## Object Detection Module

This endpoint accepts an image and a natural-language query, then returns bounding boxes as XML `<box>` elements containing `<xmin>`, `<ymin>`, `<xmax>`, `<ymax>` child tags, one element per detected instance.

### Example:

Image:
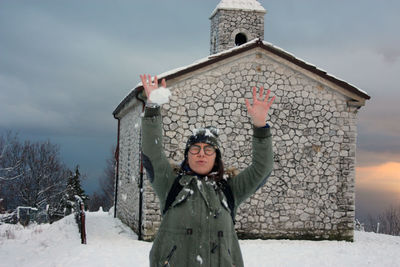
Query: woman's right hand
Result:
<box><xmin>140</xmin><ymin>74</ymin><xmax>166</xmax><ymax>103</ymax></box>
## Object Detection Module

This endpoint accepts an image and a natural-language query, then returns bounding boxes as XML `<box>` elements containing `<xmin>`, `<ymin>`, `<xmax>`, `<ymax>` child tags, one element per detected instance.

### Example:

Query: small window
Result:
<box><xmin>235</xmin><ymin>33</ymin><xmax>247</xmax><ymax>46</ymax></box>
<box><xmin>212</xmin><ymin>35</ymin><xmax>217</xmax><ymax>52</ymax></box>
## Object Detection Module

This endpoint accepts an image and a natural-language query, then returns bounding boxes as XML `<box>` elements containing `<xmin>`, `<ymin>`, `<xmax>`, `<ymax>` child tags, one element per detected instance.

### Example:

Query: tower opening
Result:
<box><xmin>235</xmin><ymin>33</ymin><xmax>247</xmax><ymax>46</ymax></box>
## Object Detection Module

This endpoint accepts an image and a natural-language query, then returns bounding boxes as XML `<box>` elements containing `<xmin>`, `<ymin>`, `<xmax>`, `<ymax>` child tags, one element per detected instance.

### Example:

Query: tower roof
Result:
<box><xmin>211</xmin><ymin>0</ymin><xmax>266</xmax><ymax>17</ymax></box>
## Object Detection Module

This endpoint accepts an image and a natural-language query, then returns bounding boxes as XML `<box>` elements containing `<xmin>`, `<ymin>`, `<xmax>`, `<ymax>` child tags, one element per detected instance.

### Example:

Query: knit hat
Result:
<box><xmin>184</xmin><ymin>126</ymin><xmax>220</xmax><ymax>158</ymax></box>
<box><xmin>182</xmin><ymin>126</ymin><xmax>224</xmax><ymax>179</ymax></box>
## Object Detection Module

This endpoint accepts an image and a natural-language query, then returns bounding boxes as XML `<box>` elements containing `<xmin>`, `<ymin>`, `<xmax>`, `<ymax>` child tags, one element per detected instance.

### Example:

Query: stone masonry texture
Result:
<box><xmin>116</xmin><ymin>104</ymin><xmax>142</xmax><ymax>234</ymax></box>
<box><xmin>210</xmin><ymin>9</ymin><xmax>265</xmax><ymax>54</ymax></box>
<box><xmin>117</xmin><ymin>50</ymin><xmax>357</xmax><ymax>241</ymax></box>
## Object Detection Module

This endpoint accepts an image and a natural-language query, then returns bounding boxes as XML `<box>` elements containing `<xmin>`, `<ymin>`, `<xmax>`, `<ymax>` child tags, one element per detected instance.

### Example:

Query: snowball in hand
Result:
<box><xmin>149</xmin><ymin>87</ymin><xmax>171</xmax><ymax>105</ymax></box>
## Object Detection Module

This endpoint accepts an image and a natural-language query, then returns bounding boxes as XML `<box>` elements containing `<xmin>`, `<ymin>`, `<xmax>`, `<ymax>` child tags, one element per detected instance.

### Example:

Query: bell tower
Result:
<box><xmin>210</xmin><ymin>0</ymin><xmax>267</xmax><ymax>55</ymax></box>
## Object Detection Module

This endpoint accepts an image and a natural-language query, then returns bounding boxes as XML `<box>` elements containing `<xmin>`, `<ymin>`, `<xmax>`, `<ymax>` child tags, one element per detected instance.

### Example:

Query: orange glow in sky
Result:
<box><xmin>356</xmin><ymin>161</ymin><xmax>400</xmax><ymax>194</ymax></box>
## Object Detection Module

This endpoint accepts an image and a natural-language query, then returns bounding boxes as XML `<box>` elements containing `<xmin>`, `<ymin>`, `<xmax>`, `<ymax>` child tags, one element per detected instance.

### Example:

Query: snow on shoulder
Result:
<box><xmin>149</xmin><ymin>87</ymin><xmax>171</xmax><ymax>105</ymax></box>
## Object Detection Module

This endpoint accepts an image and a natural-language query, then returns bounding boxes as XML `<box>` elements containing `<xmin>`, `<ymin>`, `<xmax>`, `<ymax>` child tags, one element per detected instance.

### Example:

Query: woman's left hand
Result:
<box><xmin>245</xmin><ymin>86</ymin><xmax>275</xmax><ymax>127</ymax></box>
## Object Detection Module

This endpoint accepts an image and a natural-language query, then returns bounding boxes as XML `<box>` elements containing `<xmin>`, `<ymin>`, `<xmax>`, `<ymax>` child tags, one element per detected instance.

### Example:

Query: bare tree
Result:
<box><xmin>363</xmin><ymin>205</ymin><xmax>400</xmax><ymax>236</ymax></box>
<box><xmin>0</xmin><ymin>131</ymin><xmax>24</xmax><ymax>209</ymax></box>
<box><xmin>15</xmin><ymin>140</ymin><xmax>69</xmax><ymax>208</ymax></box>
<box><xmin>0</xmin><ymin>131</ymin><xmax>23</xmax><ymax>182</ymax></box>
<box><xmin>364</xmin><ymin>214</ymin><xmax>378</xmax><ymax>233</ymax></box>
<box><xmin>0</xmin><ymin>131</ymin><xmax>70</xmax><ymax>210</ymax></box>
<box><xmin>377</xmin><ymin>205</ymin><xmax>400</xmax><ymax>236</ymax></box>
<box><xmin>88</xmin><ymin>192</ymin><xmax>107</xmax><ymax>212</ymax></box>
<box><xmin>88</xmin><ymin>145</ymin><xmax>116</xmax><ymax>211</ymax></box>
<box><xmin>100</xmin><ymin>145</ymin><xmax>116</xmax><ymax>208</ymax></box>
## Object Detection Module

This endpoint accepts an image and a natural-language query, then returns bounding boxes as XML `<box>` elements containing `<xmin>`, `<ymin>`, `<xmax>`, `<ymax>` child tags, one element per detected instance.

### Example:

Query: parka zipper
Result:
<box><xmin>218</xmin><ymin>231</ymin><xmax>223</xmax><ymax>267</ymax></box>
<box><xmin>163</xmin><ymin>245</ymin><xmax>177</xmax><ymax>267</ymax></box>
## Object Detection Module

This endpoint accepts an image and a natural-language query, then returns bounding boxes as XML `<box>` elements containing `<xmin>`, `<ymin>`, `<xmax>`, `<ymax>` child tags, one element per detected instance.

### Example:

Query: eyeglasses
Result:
<box><xmin>188</xmin><ymin>145</ymin><xmax>216</xmax><ymax>156</ymax></box>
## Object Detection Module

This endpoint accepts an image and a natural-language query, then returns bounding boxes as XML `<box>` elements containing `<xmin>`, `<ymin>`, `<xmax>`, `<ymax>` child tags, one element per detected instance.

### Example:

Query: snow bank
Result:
<box><xmin>0</xmin><ymin>211</ymin><xmax>147</xmax><ymax>267</ymax></box>
<box><xmin>1</xmin><ymin>211</ymin><xmax>399</xmax><ymax>266</ymax></box>
<box><xmin>241</xmin><ymin>232</ymin><xmax>400</xmax><ymax>266</ymax></box>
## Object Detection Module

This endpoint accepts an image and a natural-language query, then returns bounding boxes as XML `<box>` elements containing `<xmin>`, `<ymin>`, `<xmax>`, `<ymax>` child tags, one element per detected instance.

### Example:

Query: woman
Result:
<box><xmin>140</xmin><ymin>74</ymin><xmax>275</xmax><ymax>267</ymax></box>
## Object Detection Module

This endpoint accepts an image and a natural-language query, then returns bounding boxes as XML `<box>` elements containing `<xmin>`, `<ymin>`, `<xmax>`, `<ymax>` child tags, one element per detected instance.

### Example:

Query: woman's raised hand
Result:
<box><xmin>245</xmin><ymin>86</ymin><xmax>275</xmax><ymax>127</ymax></box>
<box><xmin>140</xmin><ymin>74</ymin><xmax>166</xmax><ymax>102</ymax></box>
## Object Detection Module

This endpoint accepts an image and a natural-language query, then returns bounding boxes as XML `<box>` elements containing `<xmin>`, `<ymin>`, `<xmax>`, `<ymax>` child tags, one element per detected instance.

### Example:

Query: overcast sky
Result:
<box><xmin>1</xmin><ymin>0</ymin><xmax>399</xmax><ymax>220</ymax></box>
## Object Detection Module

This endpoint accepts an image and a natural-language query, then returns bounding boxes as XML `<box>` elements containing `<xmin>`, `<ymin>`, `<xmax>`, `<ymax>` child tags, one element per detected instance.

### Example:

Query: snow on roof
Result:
<box><xmin>259</xmin><ymin>40</ymin><xmax>369</xmax><ymax>96</ymax></box>
<box><xmin>114</xmin><ymin>38</ymin><xmax>369</xmax><ymax>117</ymax></box>
<box><xmin>211</xmin><ymin>0</ymin><xmax>266</xmax><ymax>17</ymax></box>
<box><xmin>157</xmin><ymin>39</ymin><xmax>260</xmax><ymax>79</ymax></box>
<box><xmin>134</xmin><ymin>39</ymin><xmax>261</xmax><ymax>88</ymax></box>
<box><xmin>156</xmin><ymin>39</ymin><xmax>368</xmax><ymax>97</ymax></box>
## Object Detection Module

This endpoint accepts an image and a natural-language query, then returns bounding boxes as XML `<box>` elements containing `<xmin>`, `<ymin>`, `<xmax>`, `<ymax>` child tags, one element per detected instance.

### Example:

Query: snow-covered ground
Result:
<box><xmin>1</xmin><ymin>210</ymin><xmax>399</xmax><ymax>267</ymax></box>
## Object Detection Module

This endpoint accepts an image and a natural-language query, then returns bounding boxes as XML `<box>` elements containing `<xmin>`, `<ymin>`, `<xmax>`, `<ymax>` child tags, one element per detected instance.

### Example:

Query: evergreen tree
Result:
<box><xmin>63</xmin><ymin>165</ymin><xmax>88</xmax><ymax>215</ymax></box>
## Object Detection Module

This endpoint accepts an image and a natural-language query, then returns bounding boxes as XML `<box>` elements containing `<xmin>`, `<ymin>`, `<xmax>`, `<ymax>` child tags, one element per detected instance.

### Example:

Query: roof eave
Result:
<box><xmin>113</xmin><ymin>39</ymin><xmax>370</xmax><ymax>118</ymax></box>
<box><xmin>113</xmin><ymin>41</ymin><xmax>263</xmax><ymax>118</ymax></box>
<box><xmin>257</xmin><ymin>43</ymin><xmax>371</xmax><ymax>101</ymax></box>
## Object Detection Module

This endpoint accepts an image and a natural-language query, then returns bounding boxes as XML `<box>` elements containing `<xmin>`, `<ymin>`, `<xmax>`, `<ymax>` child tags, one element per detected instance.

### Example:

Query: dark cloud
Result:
<box><xmin>357</xmin><ymin>129</ymin><xmax>400</xmax><ymax>154</ymax></box>
<box><xmin>356</xmin><ymin>149</ymin><xmax>400</xmax><ymax>167</ymax></box>
<box><xmin>1</xmin><ymin>0</ymin><xmax>400</xmax><ymax>204</ymax></box>
<box><xmin>0</xmin><ymin>0</ymin><xmax>216</xmax><ymax>195</ymax></box>
<box><xmin>264</xmin><ymin>0</ymin><xmax>400</xmax><ymax>50</ymax></box>
<box><xmin>356</xmin><ymin>91</ymin><xmax>400</xmax><ymax>160</ymax></box>
<box><xmin>356</xmin><ymin>187</ymin><xmax>400</xmax><ymax>221</ymax></box>
<box><xmin>376</xmin><ymin>45</ymin><xmax>400</xmax><ymax>64</ymax></box>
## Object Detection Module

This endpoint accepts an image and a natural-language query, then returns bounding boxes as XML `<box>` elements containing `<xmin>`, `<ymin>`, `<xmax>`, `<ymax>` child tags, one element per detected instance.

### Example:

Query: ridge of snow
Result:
<box><xmin>121</xmin><ymin>38</ymin><xmax>368</xmax><ymax>111</ymax></box>
<box><xmin>261</xmin><ymin>41</ymin><xmax>369</xmax><ymax>96</ymax></box>
<box><xmin>155</xmin><ymin>38</ymin><xmax>260</xmax><ymax>81</ymax></box>
<box><xmin>131</xmin><ymin>40</ymin><xmax>269</xmax><ymax>92</ymax></box>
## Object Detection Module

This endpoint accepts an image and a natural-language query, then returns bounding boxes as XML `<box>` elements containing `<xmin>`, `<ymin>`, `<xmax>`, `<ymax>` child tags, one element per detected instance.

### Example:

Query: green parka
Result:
<box><xmin>142</xmin><ymin>106</ymin><xmax>273</xmax><ymax>267</ymax></box>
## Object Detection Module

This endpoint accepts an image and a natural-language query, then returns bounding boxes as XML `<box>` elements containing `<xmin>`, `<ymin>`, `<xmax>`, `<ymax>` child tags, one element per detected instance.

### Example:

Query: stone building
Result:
<box><xmin>112</xmin><ymin>0</ymin><xmax>370</xmax><ymax>241</ymax></box>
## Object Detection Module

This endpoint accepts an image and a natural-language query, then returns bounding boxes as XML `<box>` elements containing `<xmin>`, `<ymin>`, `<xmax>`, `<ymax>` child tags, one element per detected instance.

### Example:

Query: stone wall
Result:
<box><xmin>141</xmin><ymin>178</ymin><xmax>161</xmax><ymax>241</ymax></box>
<box><xmin>118</xmin><ymin>49</ymin><xmax>356</xmax><ymax>241</ymax></box>
<box><xmin>210</xmin><ymin>9</ymin><xmax>265</xmax><ymax>54</ymax></box>
<box><xmin>116</xmin><ymin>104</ymin><xmax>142</xmax><ymax>233</ymax></box>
